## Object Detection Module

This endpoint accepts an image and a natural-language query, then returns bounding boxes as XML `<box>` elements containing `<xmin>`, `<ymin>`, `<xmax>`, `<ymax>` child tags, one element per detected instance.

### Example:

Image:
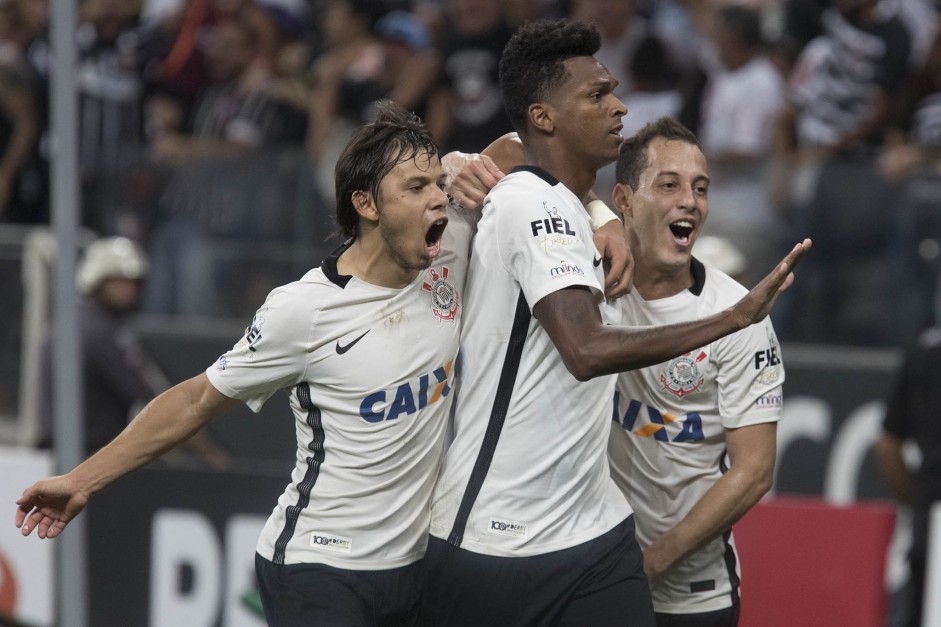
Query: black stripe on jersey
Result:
<box><xmin>722</xmin><ymin>527</ymin><xmax>742</xmax><ymax>609</ymax></box>
<box><xmin>718</xmin><ymin>448</ymin><xmax>742</xmax><ymax>608</ymax></box>
<box><xmin>447</xmin><ymin>291</ymin><xmax>531</xmax><ymax>547</ymax></box>
<box><xmin>272</xmin><ymin>382</ymin><xmax>326</xmax><ymax>564</ymax></box>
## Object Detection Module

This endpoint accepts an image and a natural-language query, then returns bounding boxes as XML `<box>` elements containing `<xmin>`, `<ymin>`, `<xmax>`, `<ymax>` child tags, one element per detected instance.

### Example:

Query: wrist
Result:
<box><xmin>586</xmin><ymin>199</ymin><xmax>619</xmax><ymax>230</ymax></box>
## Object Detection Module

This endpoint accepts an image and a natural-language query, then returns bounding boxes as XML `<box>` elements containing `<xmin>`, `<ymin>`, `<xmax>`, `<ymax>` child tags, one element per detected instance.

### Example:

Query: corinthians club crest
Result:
<box><xmin>422</xmin><ymin>266</ymin><xmax>459</xmax><ymax>322</ymax></box>
<box><xmin>660</xmin><ymin>351</ymin><xmax>707</xmax><ymax>398</ymax></box>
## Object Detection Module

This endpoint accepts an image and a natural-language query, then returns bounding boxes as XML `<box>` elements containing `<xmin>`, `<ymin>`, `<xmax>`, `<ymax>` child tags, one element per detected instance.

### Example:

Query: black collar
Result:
<box><xmin>511</xmin><ymin>165</ymin><xmax>560</xmax><ymax>186</ymax></box>
<box><xmin>689</xmin><ymin>257</ymin><xmax>706</xmax><ymax>296</ymax></box>
<box><xmin>322</xmin><ymin>238</ymin><xmax>355</xmax><ymax>288</ymax></box>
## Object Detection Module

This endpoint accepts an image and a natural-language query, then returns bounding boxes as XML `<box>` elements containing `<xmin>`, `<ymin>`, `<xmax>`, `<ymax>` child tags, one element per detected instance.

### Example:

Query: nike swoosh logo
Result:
<box><xmin>336</xmin><ymin>330</ymin><xmax>370</xmax><ymax>354</ymax></box>
<box><xmin>593</xmin><ymin>256</ymin><xmax>602</xmax><ymax>268</ymax></box>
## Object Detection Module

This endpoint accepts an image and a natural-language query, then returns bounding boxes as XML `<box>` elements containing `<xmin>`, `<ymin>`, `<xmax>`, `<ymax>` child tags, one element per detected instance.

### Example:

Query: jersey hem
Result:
<box><xmin>427</xmin><ymin>517</ymin><xmax>624</xmax><ymax>558</ymax></box>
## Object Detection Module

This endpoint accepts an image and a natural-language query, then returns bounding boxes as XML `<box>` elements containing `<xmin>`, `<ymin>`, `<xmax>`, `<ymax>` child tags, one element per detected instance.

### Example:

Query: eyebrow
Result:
<box><xmin>655</xmin><ymin>170</ymin><xmax>710</xmax><ymax>185</ymax></box>
<box><xmin>404</xmin><ymin>173</ymin><xmax>446</xmax><ymax>187</ymax></box>
<box><xmin>585</xmin><ymin>76</ymin><xmax>616</xmax><ymax>92</ymax></box>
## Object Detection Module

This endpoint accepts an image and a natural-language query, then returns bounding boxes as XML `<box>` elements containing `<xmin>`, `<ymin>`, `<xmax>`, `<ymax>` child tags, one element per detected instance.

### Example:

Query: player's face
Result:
<box><xmin>375</xmin><ymin>150</ymin><xmax>449</xmax><ymax>273</ymax></box>
<box><xmin>551</xmin><ymin>57</ymin><xmax>626</xmax><ymax>170</ymax></box>
<box><xmin>619</xmin><ymin>138</ymin><xmax>709</xmax><ymax>274</ymax></box>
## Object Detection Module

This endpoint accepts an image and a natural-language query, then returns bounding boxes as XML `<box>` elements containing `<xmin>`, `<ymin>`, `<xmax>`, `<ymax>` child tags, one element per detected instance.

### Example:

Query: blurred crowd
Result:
<box><xmin>1</xmin><ymin>0</ymin><xmax>940</xmax><ymax>347</ymax></box>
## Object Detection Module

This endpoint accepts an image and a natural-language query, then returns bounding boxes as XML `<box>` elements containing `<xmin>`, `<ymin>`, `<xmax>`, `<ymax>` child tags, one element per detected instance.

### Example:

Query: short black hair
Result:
<box><xmin>616</xmin><ymin>117</ymin><xmax>702</xmax><ymax>190</ymax></box>
<box><xmin>334</xmin><ymin>100</ymin><xmax>439</xmax><ymax>238</ymax></box>
<box><xmin>499</xmin><ymin>19</ymin><xmax>601</xmax><ymax>134</ymax></box>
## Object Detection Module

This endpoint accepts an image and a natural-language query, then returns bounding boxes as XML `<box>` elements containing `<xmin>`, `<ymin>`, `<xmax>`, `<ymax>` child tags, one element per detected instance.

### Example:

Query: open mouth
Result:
<box><xmin>669</xmin><ymin>220</ymin><xmax>694</xmax><ymax>245</ymax></box>
<box><xmin>425</xmin><ymin>218</ymin><xmax>448</xmax><ymax>258</ymax></box>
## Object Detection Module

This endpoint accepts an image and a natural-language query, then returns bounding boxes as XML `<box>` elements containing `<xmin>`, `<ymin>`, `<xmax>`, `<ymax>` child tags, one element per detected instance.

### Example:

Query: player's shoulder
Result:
<box><xmin>257</xmin><ymin>267</ymin><xmax>335</xmax><ymax>313</ymax></box>
<box><xmin>487</xmin><ymin>169</ymin><xmax>582</xmax><ymax>224</ymax></box>
<box><xmin>491</xmin><ymin>169</ymin><xmax>543</xmax><ymax>198</ymax></box>
<box><xmin>698</xmin><ymin>264</ymin><xmax>748</xmax><ymax>308</ymax></box>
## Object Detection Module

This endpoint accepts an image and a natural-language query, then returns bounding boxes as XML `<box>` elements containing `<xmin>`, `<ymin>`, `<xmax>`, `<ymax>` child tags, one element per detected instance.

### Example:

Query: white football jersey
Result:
<box><xmin>206</xmin><ymin>213</ymin><xmax>474</xmax><ymax>569</ymax></box>
<box><xmin>607</xmin><ymin>260</ymin><xmax>784</xmax><ymax>613</ymax></box>
<box><xmin>430</xmin><ymin>167</ymin><xmax>632</xmax><ymax>557</ymax></box>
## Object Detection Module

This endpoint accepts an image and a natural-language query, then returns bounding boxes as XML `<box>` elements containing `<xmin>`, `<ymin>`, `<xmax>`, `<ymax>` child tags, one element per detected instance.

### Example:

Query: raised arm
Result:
<box><xmin>15</xmin><ymin>373</ymin><xmax>239</xmax><ymax>539</ymax></box>
<box><xmin>534</xmin><ymin>239</ymin><xmax>811</xmax><ymax>380</ymax></box>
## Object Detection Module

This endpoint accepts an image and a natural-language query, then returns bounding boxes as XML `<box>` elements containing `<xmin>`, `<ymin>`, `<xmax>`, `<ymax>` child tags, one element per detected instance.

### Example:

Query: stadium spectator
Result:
<box><xmin>879</xmin><ymin>16</ymin><xmax>941</xmax><ymax>343</ymax></box>
<box><xmin>424</xmin><ymin>0</ymin><xmax>514</xmax><ymax>154</ymax></box>
<box><xmin>773</xmin><ymin>0</ymin><xmax>912</xmax><ymax>345</ymax></box>
<box><xmin>0</xmin><ymin>0</ymin><xmax>47</xmax><ymax>224</ymax></box>
<box><xmin>0</xmin><ymin>30</ymin><xmax>40</xmax><ymax>223</ymax></box>
<box><xmin>570</xmin><ymin>0</ymin><xmax>642</xmax><ymax>92</ymax></box>
<box><xmin>149</xmin><ymin>16</ymin><xmax>294</xmax><ymax>166</ymax></box>
<box><xmin>37</xmin><ymin>236</ymin><xmax>229</xmax><ymax>467</ymax></box>
<box><xmin>695</xmin><ymin>3</ymin><xmax>787</xmax><ymax>287</ymax></box>
<box><xmin>143</xmin><ymin>14</ymin><xmax>303</xmax><ymax>316</ymax></box>
<box><xmin>305</xmin><ymin>0</ymin><xmax>387</xmax><ymax>194</ymax></box>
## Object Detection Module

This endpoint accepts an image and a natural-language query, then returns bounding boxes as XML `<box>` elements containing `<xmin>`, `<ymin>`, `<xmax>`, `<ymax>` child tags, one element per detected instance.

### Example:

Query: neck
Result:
<box><xmin>632</xmin><ymin>253</ymin><xmax>695</xmax><ymax>301</ymax></box>
<box><xmin>337</xmin><ymin>233</ymin><xmax>417</xmax><ymax>289</ymax></box>
<box><xmin>523</xmin><ymin>141</ymin><xmax>598</xmax><ymax>202</ymax></box>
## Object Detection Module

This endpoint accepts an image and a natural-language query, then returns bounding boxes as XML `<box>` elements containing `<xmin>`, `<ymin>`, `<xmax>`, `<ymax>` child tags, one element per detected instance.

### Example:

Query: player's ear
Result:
<box><xmin>612</xmin><ymin>183</ymin><xmax>634</xmax><ymax>219</ymax></box>
<box><xmin>352</xmin><ymin>190</ymin><xmax>378</xmax><ymax>223</ymax></box>
<box><xmin>529</xmin><ymin>103</ymin><xmax>554</xmax><ymax>135</ymax></box>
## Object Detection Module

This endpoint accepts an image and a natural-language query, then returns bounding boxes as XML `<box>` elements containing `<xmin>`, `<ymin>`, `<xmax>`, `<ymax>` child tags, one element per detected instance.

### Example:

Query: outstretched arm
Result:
<box><xmin>642</xmin><ymin>422</ymin><xmax>777</xmax><ymax>582</ymax></box>
<box><xmin>534</xmin><ymin>239</ymin><xmax>811</xmax><ymax>380</ymax></box>
<box><xmin>15</xmin><ymin>373</ymin><xmax>239</xmax><ymax>539</ymax></box>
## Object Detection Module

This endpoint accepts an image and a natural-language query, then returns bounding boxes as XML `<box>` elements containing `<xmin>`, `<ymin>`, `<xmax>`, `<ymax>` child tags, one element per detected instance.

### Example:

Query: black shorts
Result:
<box><xmin>421</xmin><ymin>516</ymin><xmax>655</xmax><ymax>627</ymax></box>
<box><xmin>254</xmin><ymin>553</ymin><xmax>423</xmax><ymax>627</ymax></box>
<box><xmin>655</xmin><ymin>604</ymin><xmax>739</xmax><ymax>627</ymax></box>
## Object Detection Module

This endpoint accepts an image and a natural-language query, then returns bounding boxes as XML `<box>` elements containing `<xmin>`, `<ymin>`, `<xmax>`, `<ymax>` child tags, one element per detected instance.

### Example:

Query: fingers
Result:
<box><xmin>784</xmin><ymin>238</ymin><xmax>812</xmax><ymax>271</ymax></box>
<box><xmin>447</xmin><ymin>155</ymin><xmax>505</xmax><ymax>209</ymax></box>
<box><xmin>478</xmin><ymin>156</ymin><xmax>505</xmax><ymax>187</ymax></box>
<box><xmin>604</xmin><ymin>271</ymin><xmax>634</xmax><ymax>300</ymax></box>
<box><xmin>449</xmin><ymin>185</ymin><xmax>485</xmax><ymax>210</ymax></box>
<box><xmin>768</xmin><ymin>238</ymin><xmax>811</xmax><ymax>289</ymax></box>
<box><xmin>17</xmin><ymin>506</ymin><xmax>67</xmax><ymax>539</ymax></box>
<box><xmin>38</xmin><ymin>517</ymin><xmax>65</xmax><ymax>539</ymax></box>
<box><xmin>604</xmin><ymin>257</ymin><xmax>634</xmax><ymax>300</ymax></box>
<box><xmin>15</xmin><ymin>485</ymin><xmax>68</xmax><ymax>539</ymax></box>
<box><xmin>14</xmin><ymin>490</ymin><xmax>37</xmax><ymax>529</ymax></box>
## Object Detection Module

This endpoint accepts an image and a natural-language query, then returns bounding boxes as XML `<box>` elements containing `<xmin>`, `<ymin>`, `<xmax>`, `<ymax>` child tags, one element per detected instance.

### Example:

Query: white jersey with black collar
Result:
<box><xmin>205</xmin><ymin>212</ymin><xmax>475</xmax><ymax>570</ymax></box>
<box><xmin>429</xmin><ymin>166</ymin><xmax>632</xmax><ymax>557</ymax></box>
<box><xmin>607</xmin><ymin>260</ymin><xmax>784</xmax><ymax>614</ymax></box>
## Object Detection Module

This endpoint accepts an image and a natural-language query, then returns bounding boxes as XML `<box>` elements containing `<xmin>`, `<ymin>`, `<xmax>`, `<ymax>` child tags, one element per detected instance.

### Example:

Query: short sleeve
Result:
<box><xmin>715</xmin><ymin>318</ymin><xmax>785</xmax><ymax>428</ymax></box>
<box><xmin>205</xmin><ymin>286</ymin><xmax>312</xmax><ymax>412</ymax></box>
<box><xmin>491</xmin><ymin>185</ymin><xmax>603</xmax><ymax>310</ymax></box>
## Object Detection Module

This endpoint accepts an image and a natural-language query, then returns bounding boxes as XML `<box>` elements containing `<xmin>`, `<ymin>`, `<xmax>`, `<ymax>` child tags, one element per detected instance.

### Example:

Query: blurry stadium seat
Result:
<box><xmin>735</xmin><ymin>496</ymin><xmax>895</xmax><ymax>627</ymax></box>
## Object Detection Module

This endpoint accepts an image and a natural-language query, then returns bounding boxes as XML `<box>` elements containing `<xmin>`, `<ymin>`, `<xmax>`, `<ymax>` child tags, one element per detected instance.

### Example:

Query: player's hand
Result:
<box><xmin>441</xmin><ymin>151</ymin><xmax>505</xmax><ymax>210</ymax></box>
<box><xmin>592</xmin><ymin>220</ymin><xmax>634</xmax><ymax>300</ymax></box>
<box><xmin>733</xmin><ymin>238</ymin><xmax>812</xmax><ymax>328</ymax></box>
<box><xmin>15</xmin><ymin>475</ymin><xmax>90</xmax><ymax>539</ymax></box>
<box><xmin>641</xmin><ymin>544</ymin><xmax>672</xmax><ymax>585</ymax></box>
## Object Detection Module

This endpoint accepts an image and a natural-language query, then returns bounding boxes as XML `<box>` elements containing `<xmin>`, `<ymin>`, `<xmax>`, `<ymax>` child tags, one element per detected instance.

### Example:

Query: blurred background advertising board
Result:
<box><xmin>0</xmin><ymin>446</ymin><xmax>54</xmax><ymax>627</ymax></box>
